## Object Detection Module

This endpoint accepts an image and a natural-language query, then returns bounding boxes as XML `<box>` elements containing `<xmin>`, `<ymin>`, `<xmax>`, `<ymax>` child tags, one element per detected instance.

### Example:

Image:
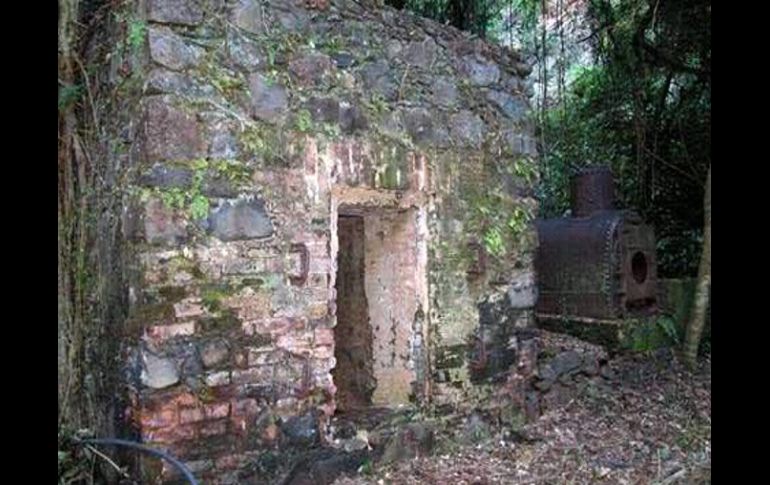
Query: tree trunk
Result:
<box><xmin>683</xmin><ymin>166</ymin><xmax>711</xmax><ymax>368</ymax></box>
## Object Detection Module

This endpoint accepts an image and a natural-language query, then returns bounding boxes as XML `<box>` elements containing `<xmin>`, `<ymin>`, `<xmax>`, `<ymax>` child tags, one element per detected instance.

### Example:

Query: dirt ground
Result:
<box><xmin>333</xmin><ymin>346</ymin><xmax>711</xmax><ymax>485</ymax></box>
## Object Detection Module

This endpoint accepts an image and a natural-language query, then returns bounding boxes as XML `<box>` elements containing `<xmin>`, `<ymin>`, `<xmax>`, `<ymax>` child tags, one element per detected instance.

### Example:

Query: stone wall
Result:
<box><xmin>114</xmin><ymin>0</ymin><xmax>538</xmax><ymax>481</ymax></box>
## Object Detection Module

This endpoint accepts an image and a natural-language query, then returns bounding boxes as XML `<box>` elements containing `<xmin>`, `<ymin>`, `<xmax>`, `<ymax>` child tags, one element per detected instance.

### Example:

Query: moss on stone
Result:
<box><xmin>238</xmin><ymin>122</ymin><xmax>292</xmax><ymax>167</ymax></box>
<box><xmin>200</xmin><ymin>287</ymin><xmax>229</xmax><ymax>312</ymax></box>
<box><xmin>158</xmin><ymin>285</ymin><xmax>187</xmax><ymax>303</ymax></box>
<box><xmin>434</xmin><ymin>344</ymin><xmax>468</xmax><ymax>370</ymax></box>
<box><xmin>198</xmin><ymin>309</ymin><xmax>241</xmax><ymax>333</ymax></box>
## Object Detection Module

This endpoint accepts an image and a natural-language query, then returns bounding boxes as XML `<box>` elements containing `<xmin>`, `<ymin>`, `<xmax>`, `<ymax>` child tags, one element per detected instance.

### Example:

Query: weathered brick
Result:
<box><xmin>313</xmin><ymin>345</ymin><xmax>334</xmax><ymax>360</ymax></box>
<box><xmin>247</xmin><ymin>347</ymin><xmax>277</xmax><ymax>366</ymax></box>
<box><xmin>146</xmin><ymin>322</ymin><xmax>195</xmax><ymax>342</ymax></box>
<box><xmin>314</xmin><ymin>327</ymin><xmax>334</xmax><ymax>346</ymax></box>
<box><xmin>179</xmin><ymin>406</ymin><xmax>205</xmax><ymax>424</ymax></box>
<box><xmin>199</xmin><ymin>419</ymin><xmax>228</xmax><ymax>437</ymax></box>
<box><xmin>204</xmin><ymin>402</ymin><xmax>230</xmax><ymax>419</ymax></box>
<box><xmin>230</xmin><ymin>398</ymin><xmax>259</xmax><ymax>417</ymax></box>
<box><xmin>139</xmin><ymin>409</ymin><xmax>178</xmax><ymax>429</ymax></box>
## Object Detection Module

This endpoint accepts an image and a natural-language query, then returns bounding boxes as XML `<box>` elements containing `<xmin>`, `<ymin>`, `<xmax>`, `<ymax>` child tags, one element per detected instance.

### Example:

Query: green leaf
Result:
<box><xmin>189</xmin><ymin>195</ymin><xmax>210</xmax><ymax>220</ymax></box>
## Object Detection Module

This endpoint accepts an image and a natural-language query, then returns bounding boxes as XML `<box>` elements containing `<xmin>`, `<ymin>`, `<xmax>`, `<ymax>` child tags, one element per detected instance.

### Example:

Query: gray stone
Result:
<box><xmin>503</xmin><ymin>75</ymin><xmax>524</xmax><ymax>93</ymax></box>
<box><xmin>517</xmin><ymin>337</ymin><xmax>539</xmax><ymax>374</ymax></box>
<box><xmin>332</xmin><ymin>52</ymin><xmax>356</xmax><ymax>69</ymax></box>
<box><xmin>201</xmin><ymin>339</ymin><xmax>230</xmax><ymax>368</ymax></box>
<box><xmin>202</xmin><ymin>174</ymin><xmax>239</xmax><ymax>198</ymax></box>
<box><xmin>148</xmin><ymin>27</ymin><xmax>204</xmax><ymax>71</ymax></box>
<box><xmin>507</xmin><ymin>271</ymin><xmax>536</xmax><ymax>308</ymax></box>
<box><xmin>403</xmin><ymin>38</ymin><xmax>438</xmax><ymax>66</ymax></box>
<box><xmin>227</xmin><ymin>31</ymin><xmax>263</xmax><ymax>71</ymax></box>
<box><xmin>180</xmin><ymin>351</ymin><xmax>204</xmax><ymax>379</ymax></box>
<box><xmin>524</xmin><ymin>80</ymin><xmax>535</xmax><ymax>98</ymax></box>
<box><xmin>431</xmin><ymin>125</ymin><xmax>452</xmax><ymax>148</ymax></box>
<box><xmin>231</xmin><ymin>0</ymin><xmax>266</xmax><ymax>34</ymax></box>
<box><xmin>360</xmin><ymin>61</ymin><xmax>397</xmax><ymax>100</ymax></box>
<box><xmin>550</xmin><ymin>351</ymin><xmax>583</xmax><ymax>376</ymax></box>
<box><xmin>143</xmin><ymin>96</ymin><xmax>204</xmax><ymax>162</ymax></box>
<box><xmin>461</xmin><ymin>56</ymin><xmax>500</xmax><ymax>86</ymax></box>
<box><xmin>431</xmin><ymin>77</ymin><xmax>458</xmax><ymax>107</ymax></box>
<box><xmin>248</xmin><ymin>74</ymin><xmax>288</xmax><ymax>122</ymax></box>
<box><xmin>534</xmin><ymin>363</ymin><xmax>556</xmax><ymax>391</ymax></box>
<box><xmin>146</xmin><ymin>69</ymin><xmax>219</xmax><ymax>100</ymax></box>
<box><xmin>379</xmin><ymin>110</ymin><xmax>405</xmax><ymax>139</ymax></box>
<box><xmin>503</xmin><ymin>130</ymin><xmax>538</xmax><ymax>156</ymax></box>
<box><xmin>138</xmin><ymin>164</ymin><xmax>193</xmax><ymax>188</ymax></box>
<box><xmin>289</xmin><ymin>53</ymin><xmax>333</xmax><ymax>87</ymax></box>
<box><xmin>306</xmin><ymin>97</ymin><xmax>340</xmax><ymax>123</ymax></box>
<box><xmin>525</xmin><ymin>391</ymin><xmax>540</xmax><ymax>421</ymax></box>
<box><xmin>515</xmin><ymin>61</ymin><xmax>534</xmax><ymax>77</ymax></box>
<box><xmin>339</xmin><ymin>103</ymin><xmax>369</xmax><ymax>134</ymax></box>
<box><xmin>144</xmin><ymin>198</ymin><xmax>188</xmax><ymax>246</ymax></box>
<box><xmin>403</xmin><ymin>108</ymin><xmax>434</xmax><ymax>145</ymax></box>
<box><xmin>141</xmin><ymin>351</ymin><xmax>180</xmax><ymax>389</ymax></box>
<box><xmin>582</xmin><ymin>354</ymin><xmax>600</xmax><ymax>376</ymax></box>
<box><xmin>201</xmin><ymin>113</ymin><xmax>239</xmax><ymax>160</ymax></box>
<box><xmin>449</xmin><ymin>111</ymin><xmax>487</xmax><ymax>148</ymax></box>
<box><xmin>485</xmin><ymin>89</ymin><xmax>529</xmax><ymax>120</ymax></box>
<box><xmin>145</xmin><ymin>69</ymin><xmax>195</xmax><ymax>95</ymax></box>
<box><xmin>208</xmin><ymin>128</ymin><xmax>239</xmax><ymax>161</ymax></box>
<box><xmin>600</xmin><ymin>365</ymin><xmax>616</xmax><ymax>380</ymax></box>
<box><xmin>209</xmin><ymin>197</ymin><xmax>274</xmax><ymax>241</ymax></box>
<box><xmin>274</xmin><ymin>7</ymin><xmax>311</xmax><ymax>32</ymax></box>
<box><xmin>385</xmin><ymin>39</ymin><xmax>403</xmax><ymax>59</ymax></box>
<box><xmin>281</xmin><ymin>411</ymin><xmax>319</xmax><ymax>446</ymax></box>
<box><xmin>148</xmin><ymin>0</ymin><xmax>204</xmax><ymax>26</ymax></box>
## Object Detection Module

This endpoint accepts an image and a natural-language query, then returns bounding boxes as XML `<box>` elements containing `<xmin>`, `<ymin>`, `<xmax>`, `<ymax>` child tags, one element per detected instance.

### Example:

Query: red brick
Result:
<box><xmin>172</xmin><ymin>391</ymin><xmax>199</xmax><ymax>408</ymax></box>
<box><xmin>139</xmin><ymin>409</ymin><xmax>177</xmax><ymax>429</ymax></box>
<box><xmin>314</xmin><ymin>327</ymin><xmax>334</xmax><ymax>346</ymax></box>
<box><xmin>230</xmin><ymin>398</ymin><xmax>259</xmax><ymax>417</ymax></box>
<box><xmin>179</xmin><ymin>406</ymin><xmax>205</xmax><ymax>424</ymax></box>
<box><xmin>204</xmin><ymin>402</ymin><xmax>230</xmax><ymax>419</ymax></box>
<box><xmin>199</xmin><ymin>419</ymin><xmax>228</xmax><ymax>438</ymax></box>
<box><xmin>146</xmin><ymin>322</ymin><xmax>195</xmax><ymax>342</ymax></box>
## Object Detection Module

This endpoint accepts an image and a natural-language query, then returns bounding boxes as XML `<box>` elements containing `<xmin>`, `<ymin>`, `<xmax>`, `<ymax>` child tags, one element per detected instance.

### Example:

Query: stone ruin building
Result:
<box><xmin>100</xmin><ymin>0</ymin><xmax>542</xmax><ymax>481</ymax></box>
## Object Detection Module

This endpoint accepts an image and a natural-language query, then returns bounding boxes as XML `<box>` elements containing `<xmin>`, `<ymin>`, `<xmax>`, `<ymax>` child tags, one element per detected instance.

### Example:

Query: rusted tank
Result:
<box><xmin>535</xmin><ymin>167</ymin><xmax>658</xmax><ymax>319</ymax></box>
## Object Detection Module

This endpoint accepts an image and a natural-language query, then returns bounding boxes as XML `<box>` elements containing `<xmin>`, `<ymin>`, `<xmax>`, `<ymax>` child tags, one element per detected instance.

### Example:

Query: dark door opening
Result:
<box><xmin>333</xmin><ymin>215</ymin><xmax>375</xmax><ymax>412</ymax></box>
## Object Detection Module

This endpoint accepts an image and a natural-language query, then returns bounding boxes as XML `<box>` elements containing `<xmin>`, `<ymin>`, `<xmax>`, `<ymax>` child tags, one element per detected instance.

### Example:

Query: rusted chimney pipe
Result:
<box><xmin>570</xmin><ymin>166</ymin><xmax>615</xmax><ymax>217</ymax></box>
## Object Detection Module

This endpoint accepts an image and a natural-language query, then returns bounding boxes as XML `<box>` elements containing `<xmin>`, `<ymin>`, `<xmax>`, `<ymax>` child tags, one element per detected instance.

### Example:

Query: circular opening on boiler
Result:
<box><xmin>631</xmin><ymin>252</ymin><xmax>648</xmax><ymax>284</ymax></box>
